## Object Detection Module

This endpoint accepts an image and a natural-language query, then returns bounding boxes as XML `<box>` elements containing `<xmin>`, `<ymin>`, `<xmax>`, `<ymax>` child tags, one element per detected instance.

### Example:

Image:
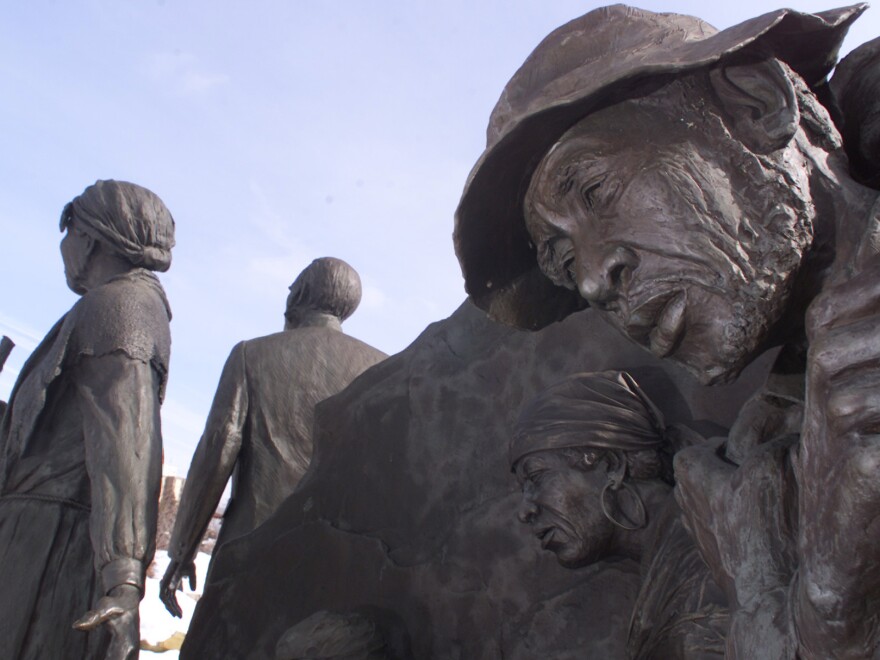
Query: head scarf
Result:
<box><xmin>510</xmin><ymin>370</ymin><xmax>665</xmax><ymax>469</ymax></box>
<box><xmin>60</xmin><ymin>179</ymin><xmax>175</xmax><ymax>272</ymax></box>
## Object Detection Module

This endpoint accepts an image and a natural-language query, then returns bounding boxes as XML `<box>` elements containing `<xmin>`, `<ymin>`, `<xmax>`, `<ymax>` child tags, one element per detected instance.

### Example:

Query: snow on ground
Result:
<box><xmin>140</xmin><ymin>550</ymin><xmax>213</xmax><ymax>658</ymax></box>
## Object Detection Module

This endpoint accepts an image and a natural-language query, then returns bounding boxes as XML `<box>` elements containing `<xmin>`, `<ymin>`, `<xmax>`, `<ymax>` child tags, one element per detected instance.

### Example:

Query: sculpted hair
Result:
<box><xmin>286</xmin><ymin>257</ymin><xmax>362</xmax><ymax>322</ymax></box>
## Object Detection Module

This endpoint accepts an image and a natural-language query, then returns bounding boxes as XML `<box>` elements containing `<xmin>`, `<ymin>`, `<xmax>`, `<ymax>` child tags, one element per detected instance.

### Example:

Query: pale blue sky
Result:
<box><xmin>1</xmin><ymin>1</ymin><xmax>876</xmax><ymax>472</ymax></box>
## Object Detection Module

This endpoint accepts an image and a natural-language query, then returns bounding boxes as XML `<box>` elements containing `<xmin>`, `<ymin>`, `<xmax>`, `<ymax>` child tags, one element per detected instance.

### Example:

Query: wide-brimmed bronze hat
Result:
<box><xmin>453</xmin><ymin>3</ymin><xmax>865</xmax><ymax>330</ymax></box>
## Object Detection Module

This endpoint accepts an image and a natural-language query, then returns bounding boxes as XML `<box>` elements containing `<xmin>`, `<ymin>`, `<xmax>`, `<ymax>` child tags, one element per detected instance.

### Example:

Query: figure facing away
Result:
<box><xmin>455</xmin><ymin>5</ymin><xmax>880</xmax><ymax>657</ymax></box>
<box><xmin>0</xmin><ymin>180</ymin><xmax>175</xmax><ymax>660</ymax></box>
<box><xmin>512</xmin><ymin>370</ymin><xmax>728</xmax><ymax>659</ymax></box>
<box><xmin>160</xmin><ymin>257</ymin><xmax>387</xmax><ymax>617</ymax></box>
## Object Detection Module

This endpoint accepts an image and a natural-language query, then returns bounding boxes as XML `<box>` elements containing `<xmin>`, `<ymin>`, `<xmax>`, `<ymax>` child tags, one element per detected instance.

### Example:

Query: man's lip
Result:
<box><xmin>537</xmin><ymin>527</ymin><xmax>555</xmax><ymax>549</ymax></box>
<box><xmin>536</xmin><ymin>525</ymin><xmax>567</xmax><ymax>549</ymax></box>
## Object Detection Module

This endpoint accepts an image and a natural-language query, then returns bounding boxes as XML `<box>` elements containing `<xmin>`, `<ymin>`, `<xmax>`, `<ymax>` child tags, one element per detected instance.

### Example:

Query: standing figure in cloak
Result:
<box><xmin>0</xmin><ymin>180</ymin><xmax>175</xmax><ymax>660</ymax></box>
<box><xmin>511</xmin><ymin>370</ymin><xmax>728</xmax><ymax>658</ymax></box>
<box><xmin>160</xmin><ymin>257</ymin><xmax>387</xmax><ymax>617</ymax></box>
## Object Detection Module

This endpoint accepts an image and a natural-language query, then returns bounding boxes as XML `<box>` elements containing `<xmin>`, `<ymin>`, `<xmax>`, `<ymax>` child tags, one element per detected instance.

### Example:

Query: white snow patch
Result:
<box><xmin>139</xmin><ymin>550</ymin><xmax>213</xmax><ymax>658</ymax></box>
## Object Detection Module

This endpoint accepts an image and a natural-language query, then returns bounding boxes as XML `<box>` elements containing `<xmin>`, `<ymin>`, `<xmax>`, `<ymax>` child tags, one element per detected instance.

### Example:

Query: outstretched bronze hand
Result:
<box><xmin>73</xmin><ymin>583</ymin><xmax>140</xmax><ymax>660</ymax></box>
<box><xmin>159</xmin><ymin>558</ymin><xmax>197</xmax><ymax>618</ymax></box>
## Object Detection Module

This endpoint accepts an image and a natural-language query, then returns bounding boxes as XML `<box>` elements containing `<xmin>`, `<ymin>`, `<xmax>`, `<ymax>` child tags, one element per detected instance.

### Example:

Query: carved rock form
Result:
<box><xmin>274</xmin><ymin>610</ymin><xmax>408</xmax><ymax>660</ymax></box>
<box><xmin>182</xmin><ymin>301</ymin><xmax>771</xmax><ymax>659</ymax></box>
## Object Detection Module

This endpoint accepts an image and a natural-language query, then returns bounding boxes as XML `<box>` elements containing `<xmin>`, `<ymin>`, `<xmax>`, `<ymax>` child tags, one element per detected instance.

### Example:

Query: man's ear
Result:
<box><xmin>709</xmin><ymin>57</ymin><xmax>799</xmax><ymax>154</ymax></box>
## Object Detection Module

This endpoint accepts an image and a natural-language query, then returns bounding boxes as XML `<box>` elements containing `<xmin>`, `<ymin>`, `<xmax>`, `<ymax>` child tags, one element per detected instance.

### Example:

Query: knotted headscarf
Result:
<box><xmin>510</xmin><ymin>370</ymin><xmax>665</xmax><ymax>469</ymax></box>
<box><xmin>60</xmin><ymin>179</ymin><xmax>175</xmax><ymax>272</ymax></box>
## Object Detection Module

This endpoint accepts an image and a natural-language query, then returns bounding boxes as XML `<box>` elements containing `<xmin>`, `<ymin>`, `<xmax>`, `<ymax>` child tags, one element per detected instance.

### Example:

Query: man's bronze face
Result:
<box><xmin>525</xmin><ymin>78</ymin><xmax>812</xmax><ymax>384</ymax></box>
<box><xmin>516</xmin><ymin>450</ymin><xmax>614</xmax><ymax>568</ymax></box>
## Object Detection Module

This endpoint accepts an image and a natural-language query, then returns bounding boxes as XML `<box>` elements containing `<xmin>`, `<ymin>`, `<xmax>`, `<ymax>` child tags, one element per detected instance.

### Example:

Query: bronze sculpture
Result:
<box><xmin>454</xmin><ymin>4</ymin><xmax>880</xmax><ymax>657</ymax></box>
<box><xmin>275</xmin><ymin>611</ymin><xmax>386</xmax><ymax>660</ymax></box>
<box><xmin>178</xmin><ymin>300</ymin><xmax>769</xmax><ymax>658</ymax></box>
<box><xmin>0</xmin><ymin>336</ymin><xmax>13</xmax><ymax>420</ymax></box>
<box><xmin>0</xmin><ymin>180</ymin><xmax>175</xmax><ymax>660</ymax></box>
<box><xmin>275</xmin><ymin>609</ymin><xmax>410</xmax><ymax>660</ymax></box>
<box><xmin>512</xmin><ymin>371</ymin><xmax>728</xmax><ymax>658</ymax></box>
<box><xmin>160</xmin><ymin>257</ymin><xmax>386</xmax><ymax>618</ymax></box>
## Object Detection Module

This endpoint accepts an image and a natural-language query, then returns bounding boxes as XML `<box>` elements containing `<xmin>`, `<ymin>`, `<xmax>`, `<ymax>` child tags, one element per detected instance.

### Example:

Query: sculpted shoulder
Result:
<box><xmin>70</xmin><ymin>270</ymin><xmax>172</xmax><ymax>367</ymax></box>
<box><xmin>251</xmin><ymin>326</ymin><xmax>385</xmax><ymax>355</ymax></box>
<box><xmin>241</xmin><ymin>327</ymin><xmax>386</xmax><ymax>370</ymax></box>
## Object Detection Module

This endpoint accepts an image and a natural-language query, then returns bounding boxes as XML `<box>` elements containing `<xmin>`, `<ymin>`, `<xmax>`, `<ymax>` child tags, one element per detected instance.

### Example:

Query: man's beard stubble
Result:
<box><xmin>675</xmin><ymin>146</ymin><xmax>815</xmax><ymax>384</ymax></box>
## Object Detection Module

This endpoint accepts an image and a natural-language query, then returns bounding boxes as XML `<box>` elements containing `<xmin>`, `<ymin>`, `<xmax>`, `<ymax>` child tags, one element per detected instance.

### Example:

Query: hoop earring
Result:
<box><xmin>600</xmin><ymin>480</ymin><xmax>647</xmax><ymax>531</ymax></box>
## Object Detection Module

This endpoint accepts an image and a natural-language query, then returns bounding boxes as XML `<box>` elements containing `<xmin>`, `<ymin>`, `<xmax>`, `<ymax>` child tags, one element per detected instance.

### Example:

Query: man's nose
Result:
<box><xmin>518</xmin><ymin>498</ymin><xmax>539</xmax><ymax>524</ymax></box>
<box><xmin>576</xmin><ymin>245</ymin><xmax>638</xmax><ymax>309</ymax></box>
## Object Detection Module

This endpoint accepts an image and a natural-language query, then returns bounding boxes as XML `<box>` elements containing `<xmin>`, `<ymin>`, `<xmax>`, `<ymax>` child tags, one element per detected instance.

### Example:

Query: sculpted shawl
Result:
<box><xmin>0</xmin><ymin>269</ymin><xmax>171</xmax><ymax>490</ymax></box>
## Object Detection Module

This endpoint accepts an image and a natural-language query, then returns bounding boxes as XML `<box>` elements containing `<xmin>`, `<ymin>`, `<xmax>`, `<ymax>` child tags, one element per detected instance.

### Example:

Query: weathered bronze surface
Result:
<box><xmin>274</xmin><ymin>610</ymin><xmax>411</xmax><ymax>660</ymax></box>
<box><xmin>0</xmin><ymin>180</ymin><xmax>175</xmax><ymax>660</ymax></box>
<box><xmin>512</xmin><ymin>371</ymin><xmax>728</xmax><ymax>658</ymax></box>
<box><xmin>0</xmin><ymin>336</ymin><xmax>13</xmax><ymax>419</ymax></box>
<box><xmin>160</xmin><ymin>257</ymin><xmax>386</xmax><ymax>618</ymax></box>
<box><xmin>180</xmin><ymin>302</ymin><xmax>771</xmax><ymax>658</ymax></box>
<box><xmin>455</xmin><ymin>4</ymin><xmax>880</xmax><ymax>657</ymax></box>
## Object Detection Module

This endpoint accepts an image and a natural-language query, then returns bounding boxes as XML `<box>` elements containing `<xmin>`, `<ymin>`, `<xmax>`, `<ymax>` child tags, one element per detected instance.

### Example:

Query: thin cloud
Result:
<box><xmin>247</xmin><ymin>254</ymin><xmax>309</xmax><ymax>291</ymax></box>
<box><xmin>246</xmin><ymin>180</ymin><xmax>308</xmax><ymax>252</ymax></box>
<box><xmin>240</xmin><ymin>180</ymin><xmax>315</xmax><ymax>290</ymax></box>
<box><xmin>360</xmin><ymin>282</ymin><xmax>387</xmax><ymax>310</ymax></box>
<box><xmin>0</xmin><ymin>314</ymin><xmax>42</xmax><ymax>351</ymax></box>
<box><xmin>143</xmin><ymin>51</ymin><xmax>230</xmax><ymax>96</ymax></box>
<box><xmin>182</xmin><ymin>70</ymin><xmax>230</xmax><ymax>94</ymax></box>
<box><xmin>0</xmin><ymin>314</ymin><xmax>42</xmax><ymax>400</ymax></box>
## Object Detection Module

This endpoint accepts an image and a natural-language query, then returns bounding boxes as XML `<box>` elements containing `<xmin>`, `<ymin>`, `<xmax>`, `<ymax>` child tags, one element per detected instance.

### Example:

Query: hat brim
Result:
<box><xmin>454</xmin><ymin>4</ymin><xmax>866</xmax><ymax>330</ymax></box>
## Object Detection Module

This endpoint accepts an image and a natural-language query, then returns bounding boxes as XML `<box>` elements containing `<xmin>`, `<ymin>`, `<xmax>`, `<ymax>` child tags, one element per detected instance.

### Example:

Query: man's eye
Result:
<box><xmin>537</xmin><ymin>237</ymin><xmax>578</xmax><ymax>290</ymax></box>
<box><xmin>581</xmin><ymin>182</ymin><xmax>602</xmax><ymax>209</ymax></box>
<box><xmin>545</xmin><ymin>238</ymin><xmax>577</xmax><ymax>289</ymax></box>
<box><xmin>580</xmin><ymin>176</ymin><xmax>619</xmax><ymax>213</ymax></box>
<box><xmin>564</xmin><ymin>256</ymin><xmax>576</xmax><ymax>284</ymax></box>
<box><xmin>527</xmin><ymin>470</ymin><xmax>546</xmax><ymax>485</ymax></box>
